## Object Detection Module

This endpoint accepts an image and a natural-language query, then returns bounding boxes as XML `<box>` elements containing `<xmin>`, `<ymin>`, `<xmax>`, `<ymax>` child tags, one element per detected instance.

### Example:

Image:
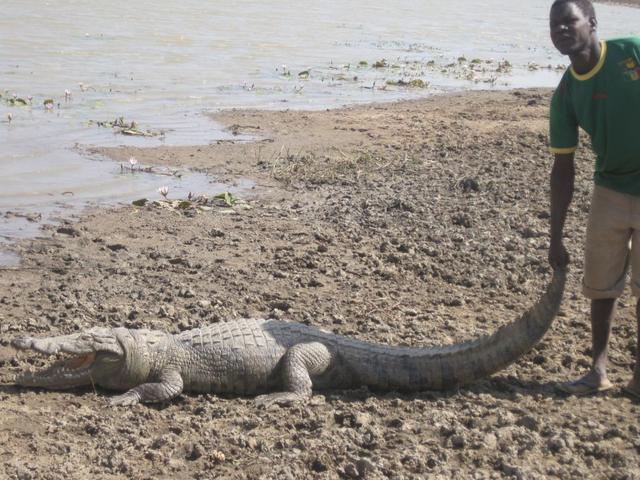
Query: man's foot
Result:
<box><xmin>622</xmin><ymin>380</ymin><xmax>640</xmax><ymax>400</ymax></box>
<box><xmin>556</xmin><ymin>372</ymin><xmax>613</xmax><ymax>396</ymax></box>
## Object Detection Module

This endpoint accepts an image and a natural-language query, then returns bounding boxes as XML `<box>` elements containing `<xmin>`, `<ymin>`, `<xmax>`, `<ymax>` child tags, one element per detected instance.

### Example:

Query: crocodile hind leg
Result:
<box><xmin>255</xmin><ymin>342</ymin><xmax>333</xmax><ymax>408</ymax></box>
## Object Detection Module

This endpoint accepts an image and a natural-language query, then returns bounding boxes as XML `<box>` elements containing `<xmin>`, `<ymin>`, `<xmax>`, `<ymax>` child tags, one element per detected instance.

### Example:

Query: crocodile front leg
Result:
<box><xmin>110</xmin><ymin>370</ymin><xmax>184</xmax><ymax>406</ymax></box>
<box><xmin>255</xmin><ymin>342</ymin><xmax>333</xmax><ymax>408</ymax></box>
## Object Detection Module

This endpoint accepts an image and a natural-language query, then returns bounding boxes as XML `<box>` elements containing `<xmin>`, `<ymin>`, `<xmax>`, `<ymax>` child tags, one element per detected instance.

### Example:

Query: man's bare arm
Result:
<box><xmin>549</xmin><ymin>152</ymin><xmax>575</xmax><ymax>268</ymax></box>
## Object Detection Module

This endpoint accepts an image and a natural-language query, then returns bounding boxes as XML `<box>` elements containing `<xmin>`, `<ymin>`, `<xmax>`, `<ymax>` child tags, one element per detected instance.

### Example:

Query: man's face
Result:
<box><xmin>549</xmin><ymin>2</ymin><xmax>596</xmax><ymax>56</ymax></box>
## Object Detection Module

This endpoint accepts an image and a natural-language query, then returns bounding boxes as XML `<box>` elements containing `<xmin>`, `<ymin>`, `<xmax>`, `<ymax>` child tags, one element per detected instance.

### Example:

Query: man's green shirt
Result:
<box><xmin>550</xmin><ymin>37</ymin><xmax>640</xmax><ymax>195</ymax></box>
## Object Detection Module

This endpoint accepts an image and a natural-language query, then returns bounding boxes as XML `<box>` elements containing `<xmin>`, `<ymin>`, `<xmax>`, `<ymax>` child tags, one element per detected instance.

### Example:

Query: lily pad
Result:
<box><xmin>132</xmin><ymin>198</ymin><xmax>148</xmax><ymax>207</ymax></box>
<box><xmin>9</xmin><ymin>98</ymin><xmax>28</xmax><ymax>106</ymax></box>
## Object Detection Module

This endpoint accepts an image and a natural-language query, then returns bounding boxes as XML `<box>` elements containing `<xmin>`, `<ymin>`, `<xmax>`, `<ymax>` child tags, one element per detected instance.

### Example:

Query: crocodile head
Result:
<box><xmin>12</xmin><ymin>327</ymin><xmax>132</xmax><ymax>390</ymax></box>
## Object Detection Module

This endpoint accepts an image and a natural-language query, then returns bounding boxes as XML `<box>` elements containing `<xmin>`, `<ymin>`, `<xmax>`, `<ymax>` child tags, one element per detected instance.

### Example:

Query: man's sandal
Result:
<box><xmin>556</xmin><ymin>378</ymin><xmax>614</xmax><ymax>396</ymax></box>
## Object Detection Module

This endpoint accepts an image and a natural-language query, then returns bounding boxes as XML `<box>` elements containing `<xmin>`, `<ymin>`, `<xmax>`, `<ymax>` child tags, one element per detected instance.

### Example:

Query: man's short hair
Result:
<box><xmin>551</xmin><ymin>0</ymin><xmax>596</xmax><ymax>18</ymax></box>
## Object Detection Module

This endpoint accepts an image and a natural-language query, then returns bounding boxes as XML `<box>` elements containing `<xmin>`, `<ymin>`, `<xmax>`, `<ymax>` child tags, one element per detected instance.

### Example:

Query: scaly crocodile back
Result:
<box><xmin>173</xmin><ymin>268</ymin><xmax>565</xmax><ymax>392</ymax></box>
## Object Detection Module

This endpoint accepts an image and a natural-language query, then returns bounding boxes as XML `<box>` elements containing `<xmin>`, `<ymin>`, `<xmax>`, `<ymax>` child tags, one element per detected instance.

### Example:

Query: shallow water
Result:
<box><xmin>1</xmin><ymin>0</ymin><xmax>639</xmax><ymax>261</ymax></box>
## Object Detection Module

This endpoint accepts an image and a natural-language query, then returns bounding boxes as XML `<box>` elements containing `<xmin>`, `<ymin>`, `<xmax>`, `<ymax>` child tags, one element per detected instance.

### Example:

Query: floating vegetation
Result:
<box><xmin>262</xmin><ymin>51</ymin><xmax>557</xmax><ymax>96</ymax></box>
<box><xmin>526</xmin><ymin>62</ymin><xmax>567</xmax><ymax>72</ymax></box>
<box><xmin>214</xmin><ymin>191</ymin><xmax>239</xmax><ymax>207</ymax></box>
<box><xmin>385</xmin><ymin>79</ymin><xmax>428</xmax><ymax>88</ymax></box>
<box><xmin>277</xmin><ymin>64</ymin><xmax>291</xmax><ymax>77</ymax></box>
<box><xmin>1</xmin><ymin>92</ymin><xmax>30</xmax><ymax>107</ymax></box>
<box><xmin>333</xmin><ymin>74</ymin><xmax>358</xmax><ymax>82</ymax></box>
<box><xmin>131</xmin><ymin>191</ymin><xmax>245</xmax><ymax>214</ymax></box>
<box><xmin>92</xmin><ymin>117</ymin><xmax>161</xmax><ymax>137</ymax></box>
<box><xmin>9</xmin><ymin>97</ymin><xmax>28</xmax><ymax>106</ymax></box>
<box><xmin>497</xmin><ymin>60</ymin><xmax>512</xmax><ymax>73</ymax></box>
<box><xmin>0</xmin><ymin>91</ymin><xmax>70</xmax><ymax>110</ymax></box>
<box><xmin>120</xmin><ymin>161</ymin><xmax>182</xmax><ymax>177</ymax></box>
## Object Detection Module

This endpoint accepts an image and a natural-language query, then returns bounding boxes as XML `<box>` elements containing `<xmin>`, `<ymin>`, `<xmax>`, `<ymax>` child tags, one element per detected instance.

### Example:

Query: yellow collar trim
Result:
<box><xmin>570</xmin><ymin>41</ymin><xmax>607</xmax><ymax>81</ymax></box>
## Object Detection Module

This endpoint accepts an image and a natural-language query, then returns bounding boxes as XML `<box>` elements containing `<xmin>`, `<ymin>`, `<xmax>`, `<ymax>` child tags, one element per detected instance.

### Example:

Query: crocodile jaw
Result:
<box><xmin>15</xmin><ymin>352</ymin><xmax>97</xmax><ymax>389</ymax></box>
<box><xmin>12</xmin><ymin>327</ymin><xmax>126</xmax><ymax>390</ymax></box>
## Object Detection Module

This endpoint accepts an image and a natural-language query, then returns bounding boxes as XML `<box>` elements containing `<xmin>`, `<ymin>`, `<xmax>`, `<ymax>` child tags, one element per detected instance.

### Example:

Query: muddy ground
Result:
<box><xmin>0</xmin><ymin>88</ymin><xmax>638</xmax><ymax>479</ymax></box>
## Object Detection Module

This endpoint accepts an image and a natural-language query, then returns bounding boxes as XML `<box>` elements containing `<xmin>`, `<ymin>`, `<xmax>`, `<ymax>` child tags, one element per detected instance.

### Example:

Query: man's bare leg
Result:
<box><xmin>559</xmin><ymin>298</ymin><xmax>615</xmax><ymax>394</ymax></box>
<box><xmin>623</xmin><ymin>300</ymin><xmax>640</xmax><ymax>398</ymax></box>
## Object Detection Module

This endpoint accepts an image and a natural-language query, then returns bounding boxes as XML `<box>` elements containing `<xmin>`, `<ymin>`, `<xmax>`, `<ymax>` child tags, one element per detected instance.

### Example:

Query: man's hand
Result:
<box><xmin>549</xmin><ymin>241</ymin><xmax>570</xmax><ymax>269</ymax></box>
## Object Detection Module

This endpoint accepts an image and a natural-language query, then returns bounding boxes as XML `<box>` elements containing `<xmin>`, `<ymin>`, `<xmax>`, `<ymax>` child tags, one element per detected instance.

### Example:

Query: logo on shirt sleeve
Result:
<box><xmin>620</xmin><ymin>57</ymin><xmax>640</xmax><ymax>80</ymax></box>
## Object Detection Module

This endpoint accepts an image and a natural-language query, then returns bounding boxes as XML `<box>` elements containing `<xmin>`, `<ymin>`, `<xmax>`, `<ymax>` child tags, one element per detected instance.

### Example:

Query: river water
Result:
<box><xmin>1</xmin><ymin>0</ymin><xmax>639</xmax><ymax>260</ymax></box>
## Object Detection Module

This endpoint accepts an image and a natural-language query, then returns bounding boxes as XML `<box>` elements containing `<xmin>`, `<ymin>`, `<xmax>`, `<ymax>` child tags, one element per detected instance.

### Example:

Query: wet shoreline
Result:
<box><xmin>597</xmin><ymin>0</ymin><xmax>640</xmax><ymax>6</ymax></box>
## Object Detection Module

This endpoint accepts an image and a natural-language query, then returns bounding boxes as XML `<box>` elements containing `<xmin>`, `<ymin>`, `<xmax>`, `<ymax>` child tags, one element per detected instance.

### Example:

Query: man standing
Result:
<box><xmin>548</xmin><ymin>0</ymin><xmax>640</xmax><ymax>397</ymax></box>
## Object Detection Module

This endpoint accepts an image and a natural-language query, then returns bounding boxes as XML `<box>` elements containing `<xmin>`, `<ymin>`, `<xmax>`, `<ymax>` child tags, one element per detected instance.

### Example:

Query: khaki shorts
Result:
<box><xmin>583</xmin><ymin>185</ymin><xmax>640</xmax><ymax>298</ymax></box>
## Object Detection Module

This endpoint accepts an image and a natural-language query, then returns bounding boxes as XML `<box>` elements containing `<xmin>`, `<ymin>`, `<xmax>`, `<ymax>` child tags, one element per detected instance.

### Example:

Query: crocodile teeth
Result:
<box><xmin>14</xmin><ymin>352</ymin><xmax>97</xmax><ymax>388</ymax></box>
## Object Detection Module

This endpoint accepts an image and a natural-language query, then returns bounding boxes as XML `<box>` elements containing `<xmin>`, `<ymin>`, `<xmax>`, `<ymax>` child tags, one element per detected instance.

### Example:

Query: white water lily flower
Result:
<box><xmin>129</xmin><ymin>157</ymin><xmax>138</xmax><ymax>167</ymax></box>
<box><xmin>158</xmin><ymin>186</ymin><xmax>169</xmax><ymax>198</ymax></box>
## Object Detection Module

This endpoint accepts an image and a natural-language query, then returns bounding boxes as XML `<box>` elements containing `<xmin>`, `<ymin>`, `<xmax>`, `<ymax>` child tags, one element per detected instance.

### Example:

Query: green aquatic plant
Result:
<box><xmin>214</xmin><ymin>192</ymin><xmax>239</xmax><ymax>207</ymax></box>
<box><xmin>131</xmin><ymin>190</ymin><xmax>243</xmax><ymax>213</ymax></box>
<box><xmin>128</xmin><ymin>157</ymin><xmax>139</xmax><ymax>172</ymax></box>
<box><xmin>9</xmin><ymin>97</ymin><xmax>28</xmax><ymax>106</ymax></box>
<box><xmin>278</xmin><ymin>64</ymin><xmax>291</xmax><ymax>77</ymax></box>
<box><xmin>1</xmin><ymin>92</ymin><xmax>28</xmax><ymax>107</ymax></box>
<box><xmin>92</xmin><ymin>117</ymin><xmax>159</xmax><ymax>137</ymax></box>
<box><xmin>497</xmin><ymin>60</ymin><xmax>512</xmax><ymax>73</ymax></box>
<box><xmin>385</xmin><ymin>79</ymin><xmax>428</xmax><ymax>88</ymax></box>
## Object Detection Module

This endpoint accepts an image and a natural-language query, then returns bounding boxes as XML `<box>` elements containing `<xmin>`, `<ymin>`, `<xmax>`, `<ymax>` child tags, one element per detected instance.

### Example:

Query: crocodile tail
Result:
<box><xmin>340</xmin><ymin>267</ymin><xmax>567</xmax><ymax>391</ymax></box>
<box><xmin>418</xmin><ymin>266</ymin><xmax>567</xmax><ymax>389</ymax></box>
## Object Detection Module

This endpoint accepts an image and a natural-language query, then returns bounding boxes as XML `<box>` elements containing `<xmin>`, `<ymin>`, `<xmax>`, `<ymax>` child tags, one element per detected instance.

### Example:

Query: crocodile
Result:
<box><xmin>10</xmin><ymin>267</ymin><xmax>566</xmax><ymax>407</ymax></box>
